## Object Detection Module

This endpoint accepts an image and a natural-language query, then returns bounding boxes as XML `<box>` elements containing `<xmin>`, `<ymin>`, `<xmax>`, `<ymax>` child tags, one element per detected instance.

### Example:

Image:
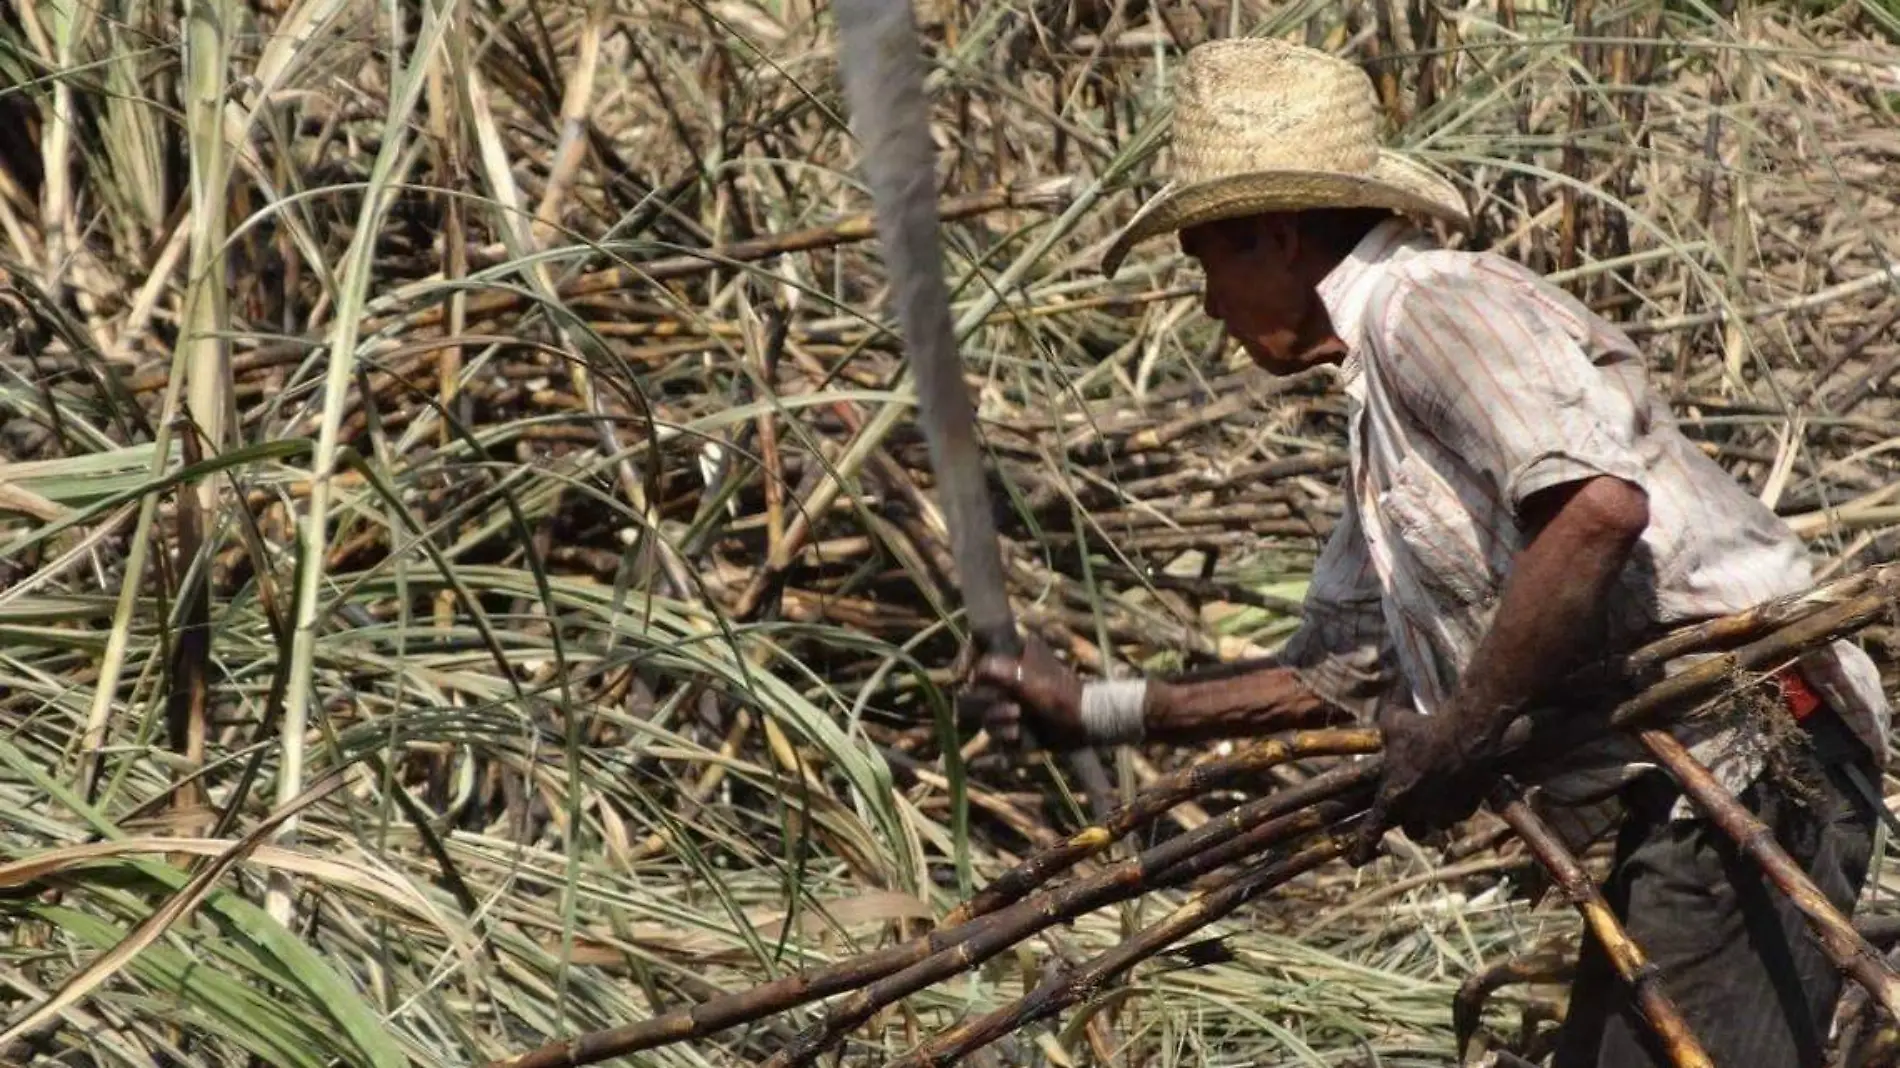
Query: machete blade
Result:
<box><xmin>831</xmin><ymin>0</ymin><xmax>1117</xmax><ymax>815</ymax></box>
<box><xmin>831</xmin><ymin>0</ymin><xmax>1019</xmax><ymax>660</ymax></box>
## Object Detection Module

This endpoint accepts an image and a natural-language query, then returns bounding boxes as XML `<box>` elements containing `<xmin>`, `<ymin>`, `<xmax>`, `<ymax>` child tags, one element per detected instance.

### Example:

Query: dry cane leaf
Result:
<box><xmin>0</xmin><ymin>835</ymin><xmax>473</xmax><ymax>953</ymax></box>
<box><xmin>0</xmin><ymin>481</ymin><xmax>68</xmax><ymax>522</ymax></box>
<box><xmin>0</xmin><ymin>771</ymin><xmax>347</xmax><ymax>1046</ymax></box>
<box><xmin>622</xmin><ymin>889</ymin><xmax>936</xmax><ymax>957</ymax></box>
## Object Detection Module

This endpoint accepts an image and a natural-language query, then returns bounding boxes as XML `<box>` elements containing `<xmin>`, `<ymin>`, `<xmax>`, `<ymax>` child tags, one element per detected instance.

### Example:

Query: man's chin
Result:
<box><xmin>1244</xmin><ymin>345</ymin><xmax>1303</xmax><ymax>376</ymax></box>
<box><xmin>1245</xmin><ymin>338</ymin><xmax>1342</xmax><ymax>376</ymax></box>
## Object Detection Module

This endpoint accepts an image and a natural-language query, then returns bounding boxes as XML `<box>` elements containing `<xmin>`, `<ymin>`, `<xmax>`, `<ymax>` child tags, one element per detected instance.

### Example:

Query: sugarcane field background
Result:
<box><xmin>5</xmin><ymin>0</ymin><xmax>1900</xmax><ymax>1064</ymax></box>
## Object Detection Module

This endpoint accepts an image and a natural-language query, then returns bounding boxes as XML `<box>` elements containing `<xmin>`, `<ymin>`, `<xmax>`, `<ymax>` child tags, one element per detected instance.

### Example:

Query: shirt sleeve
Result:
<box><xmin>1365</xmin><ymin>257</ymin><xmax>1651</xmax><ymax>519</ymax></box>
<box><xmin>1277</xmin><ymin>498</ymin><xmax>1402</xmax><ymax>723</ymax></box>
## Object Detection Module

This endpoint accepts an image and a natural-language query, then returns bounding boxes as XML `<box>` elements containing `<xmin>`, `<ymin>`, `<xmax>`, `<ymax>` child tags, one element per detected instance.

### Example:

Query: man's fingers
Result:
<box><xmin>969</xmin><ymin>652</ymin><xmax>1025</xmax><ymax>695</ymax></box>
<box><xmin>1349</xmin><ymin>797</ymin><xmax>1391</xmax><ymax>866</ymax></box>
<box><xmin>954</xmin><ymin>689</ymin><xmax>993</xmax><ymax>733</ymax></box>
<box><xmin>990</xmin><ymin>700</ymin><xmax>1022</xmax><ymax>747</ymax></box>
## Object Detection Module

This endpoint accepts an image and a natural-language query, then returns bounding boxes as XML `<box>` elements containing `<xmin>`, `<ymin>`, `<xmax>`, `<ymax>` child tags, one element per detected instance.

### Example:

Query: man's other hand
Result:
<box><xmin>966</xmin><ymin>635</ymin><xmax>1087</xmax><ymax>749</ymax></box>
<box><xmin>1359</xmin><ymin>703</ymin><xmax>1499</xmax><ymax>856</ymax></box>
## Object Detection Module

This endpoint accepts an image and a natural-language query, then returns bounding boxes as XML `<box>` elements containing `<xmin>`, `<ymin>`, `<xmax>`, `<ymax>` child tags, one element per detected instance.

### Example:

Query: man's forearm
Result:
<box><xmin>1453</xmin><ymin>478</ymin><xmax>1648</xmax><ymax>750</ymax></box>
<box><xmin>1141</xmin><ymin>662</ymin><xmax>1342</xmax><ymax>744</ymax></box>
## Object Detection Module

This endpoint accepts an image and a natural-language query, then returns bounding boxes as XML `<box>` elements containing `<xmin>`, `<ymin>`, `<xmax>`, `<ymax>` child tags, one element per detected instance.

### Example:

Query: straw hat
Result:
<box><xmin>1101</xmin><ymin>39</ymin><xmax>1470</xmax><ymax>277</ymax></box>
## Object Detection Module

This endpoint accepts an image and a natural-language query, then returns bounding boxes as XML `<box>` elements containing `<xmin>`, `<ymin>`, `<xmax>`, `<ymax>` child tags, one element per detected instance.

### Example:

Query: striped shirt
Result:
<box><xmin>1278</xmin><ymin>220</ymin><xmax>1890</xmax><ymax>816</ymax></box>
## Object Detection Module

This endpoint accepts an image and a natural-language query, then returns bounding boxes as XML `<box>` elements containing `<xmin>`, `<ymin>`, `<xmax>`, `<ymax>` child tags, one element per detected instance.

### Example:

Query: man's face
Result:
<box><xmin>1179</xmin><ymin>215</ymin><xmax>1342</xmax><ymax>375</ymax></box>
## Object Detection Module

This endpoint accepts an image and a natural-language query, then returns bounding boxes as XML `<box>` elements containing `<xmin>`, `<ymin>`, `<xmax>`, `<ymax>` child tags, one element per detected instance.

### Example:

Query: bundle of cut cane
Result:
<box><xmin>488</xmin><ymin>561</ymin><xmax>1900</xmax><ymax>1068</ymax></box>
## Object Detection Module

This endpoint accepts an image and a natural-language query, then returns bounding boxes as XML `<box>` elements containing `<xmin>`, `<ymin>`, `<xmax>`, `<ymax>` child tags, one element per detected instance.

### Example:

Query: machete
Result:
<box><xmin>832</xmin><ymin>0</ymin><xmax>1115</xmax><ymax>813</ymax></box>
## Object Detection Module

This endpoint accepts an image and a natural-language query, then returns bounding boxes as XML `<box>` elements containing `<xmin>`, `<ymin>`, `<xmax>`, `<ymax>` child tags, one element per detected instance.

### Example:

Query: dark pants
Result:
<box><xmin>1551</xmin><ymin>709</ymin><xmax>1878</xmax><ymax>1068</ymax></box>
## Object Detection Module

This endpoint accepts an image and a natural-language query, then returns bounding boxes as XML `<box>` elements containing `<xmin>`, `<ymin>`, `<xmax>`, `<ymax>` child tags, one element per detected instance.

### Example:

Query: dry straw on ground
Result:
<box><xmin>1</xmin><ymin>1</ymin><xmax>1898</xmax><ymax>1065</ymax></box>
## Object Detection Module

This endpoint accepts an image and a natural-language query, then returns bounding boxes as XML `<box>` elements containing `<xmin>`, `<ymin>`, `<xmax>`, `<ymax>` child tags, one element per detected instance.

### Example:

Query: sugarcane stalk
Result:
<box><xmin>1451</xmin><ymin>939</ymin><xmax>1575</xmax><ymax>1057</ymax></box>
<box><xmin>884</xmin><ymin>830</ymin><xmax>1356</xmax><ymax>1068</ymax></box>
<box><xmin>1150</xmin><ymin>796</ymin><xmax>1362</xmax><ymax>890</ymax></box>
<box><xmin>765</xmin><ymin>785</ymin><xmax>1370</xmax><ymax>1068</ymax></box>
<box><xmin>1637</xmin><ymin>728</ymin><xmax>1900</xmax><ymax>1021</ymax></box>
<box><xmin>1614</xmin><ymin>563</ymin><xmax>1895</xmax><ymax>675</ymax></box>
<box><xmin>894</xmin><ymin>772</ymin><xmax>1725</xmax><ymax>1068</ymax></box>
<box><xmin>1493</xmin><ymin>780</ymin><xmax>1714</xmax><ymax>1068</ymax></box>
<box><xmin>480</xmin><ymin>938</ymin><xmax>933</xmax><ymax>1068</ymax></box>
<box><xmin>1835</xmin><ymin>942</ymin><xmax>1900</xmax><ymax>1068</ymax></box>
<box><xmin>884</xmin><ymin>581</ymin><xmax>1899</xmax><ymax>1065</ymax></box>
<box><xmin>942</xmin><ymin>727</ymin><xmax>1382</xmax><ymax>926</ymax></box>
<box><xmin>1600</xmin><ymin>583</ymin><xmax>1898</xmax><ymax>736</ymax></box>
<box><xmin>490</xmin><ymin>744</ymin><xmax>1375</xmax><ymax>1064</ymax></box>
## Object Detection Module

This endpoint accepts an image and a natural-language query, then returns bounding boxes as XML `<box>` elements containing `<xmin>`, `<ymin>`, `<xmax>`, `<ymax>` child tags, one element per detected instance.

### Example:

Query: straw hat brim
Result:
<box><xmin>1101</xmin><ymin>149</ymin><xmax>1470</xmax><ymax>277</ymax></box>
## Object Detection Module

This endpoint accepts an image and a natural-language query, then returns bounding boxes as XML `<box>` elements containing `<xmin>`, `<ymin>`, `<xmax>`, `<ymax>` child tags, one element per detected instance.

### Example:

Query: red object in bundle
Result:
<box><xmin>1776</xmin><ymin>668</ymin><xmax>1824</xmax><ymax>723</ymax></box>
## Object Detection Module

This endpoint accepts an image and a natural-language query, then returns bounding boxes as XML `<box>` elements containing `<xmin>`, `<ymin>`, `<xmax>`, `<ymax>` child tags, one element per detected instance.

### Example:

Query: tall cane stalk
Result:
<box><xmin>1493</xmin><ymin>779</ymin><xmax>1714</xmax><ymax>1068</ymax></box>
<box><xmin>884</xmin><ymin>830</ymin><xmax>1358</xmax><ymax>1068</ymax></box>
<box><xmin>1638</xmin><ymin>729</ymin><xmax>1900</xmax><ymax>1021</ymax></box>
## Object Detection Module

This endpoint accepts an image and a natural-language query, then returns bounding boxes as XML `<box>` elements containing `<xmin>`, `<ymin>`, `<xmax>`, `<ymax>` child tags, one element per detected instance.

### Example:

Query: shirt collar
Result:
<box><xmin>1314</xmin><ymin>217</ymin><xmax>1430</xmax><ymax>399</ymax></box>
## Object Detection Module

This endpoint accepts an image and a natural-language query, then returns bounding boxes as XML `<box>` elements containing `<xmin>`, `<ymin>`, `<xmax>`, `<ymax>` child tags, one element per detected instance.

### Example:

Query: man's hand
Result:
<box><xmin>1358</xmin><ymin>703</ymin><xmax>1500</xmax><ymax>858</ymax></box>
<box><xmin>966</xmin><ymin>635</ymin><xmax>1088</xmax><ymax>749</ymax></box>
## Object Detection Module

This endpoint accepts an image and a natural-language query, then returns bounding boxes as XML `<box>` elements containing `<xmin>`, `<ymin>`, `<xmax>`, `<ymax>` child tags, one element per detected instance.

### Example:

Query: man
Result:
<box><xmin>971</xmin><ymin>38</ymin><xmax>1891</xmax><ymax>1068</ymax></box>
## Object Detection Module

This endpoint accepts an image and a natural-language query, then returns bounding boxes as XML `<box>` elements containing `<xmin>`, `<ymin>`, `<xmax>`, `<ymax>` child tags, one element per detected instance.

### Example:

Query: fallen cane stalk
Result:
<box><xmin>1492</xmin><ymin>779</ymin><xmax>1714</xmax><ymax>1068</ymax></box>
<box><xmin>894</xmin><ymin>751</ymin><xmax>1788</xmax><ymax>1068</ymax></box>
<box><xmin>886</xmin><ymin>716</ymin><xmax>1890</xmax><ymax>1068</ymax></box>
<box><xmin>942</xmin><ymin>728</ymin><xmax>1383</xmax><ymax>925</ymax></box>
<box><xmin>1615</xmin><ymin>562</ymin><xmax>1896</xmax><ymax>676</ymax></box>
<box><xmin>1451</xmin><ymin>940</ymin><xmax>1576</xmax><ymax>1056</ymax></box>
<box><xmin>1593</xmin><ymin>580</ymin><xmax>1898</xmax><ymax>737</ymax></box>
<box><xmin>782</xmin><ymin>728</ymin><xmax>1695</xmax><ymax>1067</ymax></box>
<box><xmin>1637</xmin><ymin>728</ymin><xmax>1900</xmax><ymax>1022</ymax></box>
<box><xmin>1149</xmin><ymin>796</ymin><xmax>1364</xmax><ymax>890</ymax></box>
<box><xmin>763</xmin><ymin>783</ymin><xmax>1373</xmax><ymax>1068</ymax></box>
<box><xmin>883</xmin><ymin>827</ymin><xmax>1358</xmax><ymax>1068</ymax></box>
<box><xmin>485</xmin><ymin>751</ymin><xmax>1378</xmax><ymax>1068</ymax></box>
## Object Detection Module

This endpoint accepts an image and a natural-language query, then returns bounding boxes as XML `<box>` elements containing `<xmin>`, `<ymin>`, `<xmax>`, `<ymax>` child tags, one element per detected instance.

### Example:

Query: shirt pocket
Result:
<box><xmin>1379</xmin><ymin>456</ymin><xmax>1501</xmax><ymax>609</ymax></box>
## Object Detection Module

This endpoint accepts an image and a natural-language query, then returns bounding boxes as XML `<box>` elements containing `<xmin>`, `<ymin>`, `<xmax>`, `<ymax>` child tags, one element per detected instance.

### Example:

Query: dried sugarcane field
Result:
<box><xmin>3</xmin><ymin>0</ymin><xmax>1900</xmax><ymax>1065</ymax></box>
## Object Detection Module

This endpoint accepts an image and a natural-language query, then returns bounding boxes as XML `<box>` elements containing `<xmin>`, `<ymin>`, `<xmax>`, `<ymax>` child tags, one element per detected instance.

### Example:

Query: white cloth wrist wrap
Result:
<box><xmin>1079</xmin><ymin>679</ymin><xmax>1148</xmax><ymax>745</ymax></box>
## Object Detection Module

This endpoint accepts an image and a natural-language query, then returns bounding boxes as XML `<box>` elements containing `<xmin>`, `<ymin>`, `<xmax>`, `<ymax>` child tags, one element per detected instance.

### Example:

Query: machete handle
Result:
<box><xmin>954</xmin><ymin>684</ymin><xmax>1021</xmax><ymax>745</ymax></box>
<box><xmin>952</xmin><ymin>628</ymin><xmax>1023</xmax><ymax>743</ymax></box>
<box><xmin>951</xmin><ymin>642</ymin><xmax>1117</xmax><ymax>821</ymax></box>
<box><xmin>972</xmin><ymin>621</ymin><xmax>1023</xmax><ymax>660</ymax></box>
